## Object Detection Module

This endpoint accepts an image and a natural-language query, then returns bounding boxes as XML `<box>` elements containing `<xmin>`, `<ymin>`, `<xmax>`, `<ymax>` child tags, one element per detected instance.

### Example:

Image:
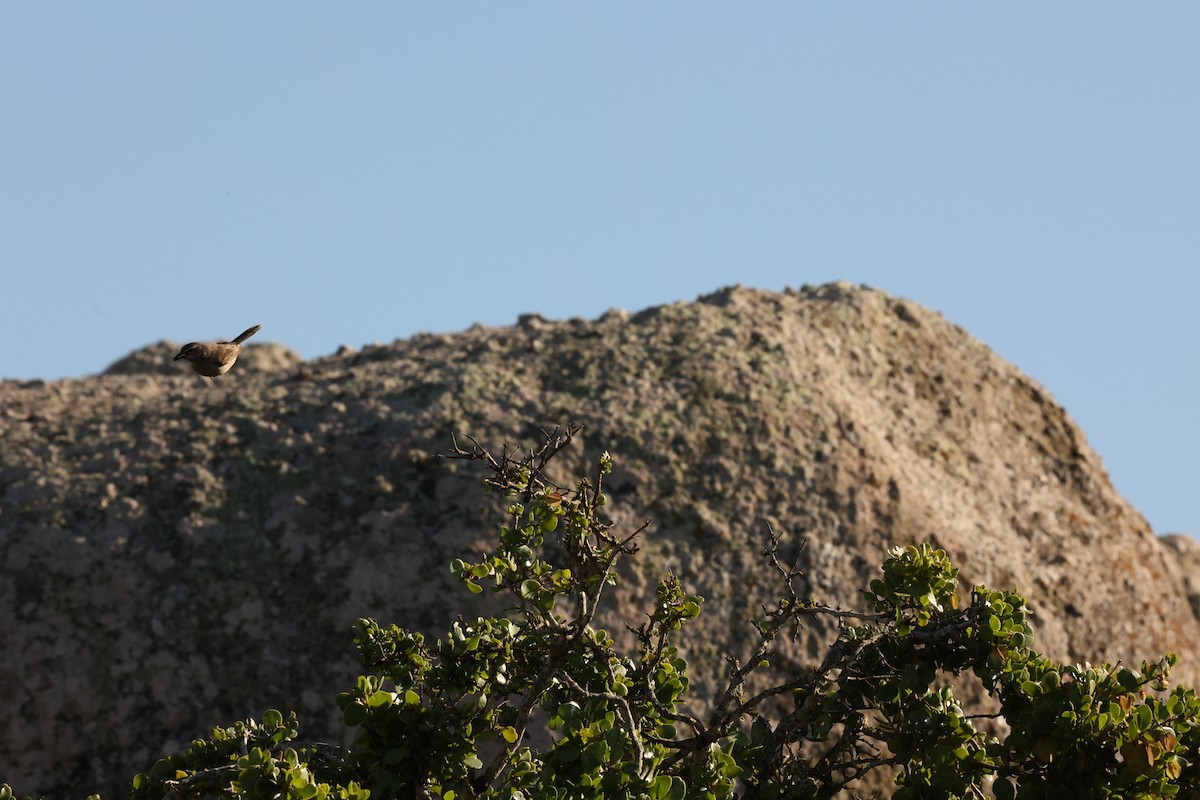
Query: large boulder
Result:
<box><xmin>1</xmin><ymin>283</ymin><xmax>1194</xmax><ymax>797</ymax></box>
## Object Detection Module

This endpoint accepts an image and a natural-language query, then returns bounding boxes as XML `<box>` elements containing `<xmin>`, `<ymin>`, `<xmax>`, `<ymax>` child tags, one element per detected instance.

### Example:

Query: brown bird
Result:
<box><xmin>173</xmin><ymin>324</ymin><xmax>262</xmax><ymax>378</ymax></box>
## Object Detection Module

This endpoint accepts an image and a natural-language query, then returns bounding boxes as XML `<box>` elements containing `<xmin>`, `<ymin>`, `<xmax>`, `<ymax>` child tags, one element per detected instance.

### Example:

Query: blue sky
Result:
<box><xmin>2</xmin><ymin>5</ymin><xmax>1196</xmax><ymax>536</ymax></box>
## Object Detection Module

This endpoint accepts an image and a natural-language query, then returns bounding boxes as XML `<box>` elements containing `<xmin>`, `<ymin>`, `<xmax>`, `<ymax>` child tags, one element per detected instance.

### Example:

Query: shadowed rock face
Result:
<box><xmin>1</xmin><ymin>282</ymin><xmax>1195</xmax><ymax>797</ymax></box>
<box><xmin>1162</xmin><ymin>534</ymin><xmax>1200</xmax><ymax>621</ymax></box>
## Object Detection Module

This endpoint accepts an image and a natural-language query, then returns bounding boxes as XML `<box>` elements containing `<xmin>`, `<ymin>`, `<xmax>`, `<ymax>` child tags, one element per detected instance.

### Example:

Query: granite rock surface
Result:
<box><xmin>1</xmin><ymin>283</ymin><xmax>1194</xmax><ymax>797</ymax></box>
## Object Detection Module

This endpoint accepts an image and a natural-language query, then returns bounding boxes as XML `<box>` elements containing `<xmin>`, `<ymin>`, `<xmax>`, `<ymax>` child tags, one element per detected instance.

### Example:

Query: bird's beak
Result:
<box><xmin>173</xmin><ymin>352</ymin><xmax>185</xmax><ymax>361</ymax></box>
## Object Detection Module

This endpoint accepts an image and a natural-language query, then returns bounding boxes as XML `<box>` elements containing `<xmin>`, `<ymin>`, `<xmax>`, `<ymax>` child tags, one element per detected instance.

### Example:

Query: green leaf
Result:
<box><xmin>1135</xmin><ymin>703</ymin><xmax>1154</xmax><ymax>731</ymax></box>
<box><xmin>342</xmin><ymin>701</ymin><xmax>367</xmax><ymax>726</ymax></box>
<box><xmin>1117</xmin><ymin>667</ymin><xmax>1141</xmax><ymax>691</ymax></box>
<box><xmin>501</xmin><ymin>726</ymin><xmax>519</xmax><ymax>743</ymax></box>
<box><xmin>751</xmin><ymin>718</ymin><xmax>770</xmax><ymax>745</ymax></box>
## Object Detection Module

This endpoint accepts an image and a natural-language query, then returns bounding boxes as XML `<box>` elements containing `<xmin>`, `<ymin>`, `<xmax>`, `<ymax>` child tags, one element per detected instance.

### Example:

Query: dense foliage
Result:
<box><xmin>6</xmin><ymin>426</ymin><xmax>1200</xmax><ymax>799</ymax></box>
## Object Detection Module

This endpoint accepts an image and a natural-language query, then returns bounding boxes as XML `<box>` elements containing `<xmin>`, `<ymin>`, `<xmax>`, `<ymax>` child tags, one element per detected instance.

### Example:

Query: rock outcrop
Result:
<box><xmin>1</xmin><ymin>283</ymin><xmax>1194</xmax><ymax>797</ymax></box>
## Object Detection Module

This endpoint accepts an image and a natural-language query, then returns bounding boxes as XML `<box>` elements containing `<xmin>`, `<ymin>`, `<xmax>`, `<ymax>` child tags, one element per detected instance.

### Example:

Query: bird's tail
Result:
<box><xmin>230</xmin><ymin>324</ymin><xmax>262</xmax><ymax>345</ymax></box>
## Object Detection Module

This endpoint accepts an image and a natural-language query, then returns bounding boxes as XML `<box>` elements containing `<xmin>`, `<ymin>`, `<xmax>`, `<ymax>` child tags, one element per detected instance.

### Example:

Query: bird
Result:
<box><xmin>173</xmin><ymin>324</ymin><xmax>262</xmax><ymax>378</ymax></box>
